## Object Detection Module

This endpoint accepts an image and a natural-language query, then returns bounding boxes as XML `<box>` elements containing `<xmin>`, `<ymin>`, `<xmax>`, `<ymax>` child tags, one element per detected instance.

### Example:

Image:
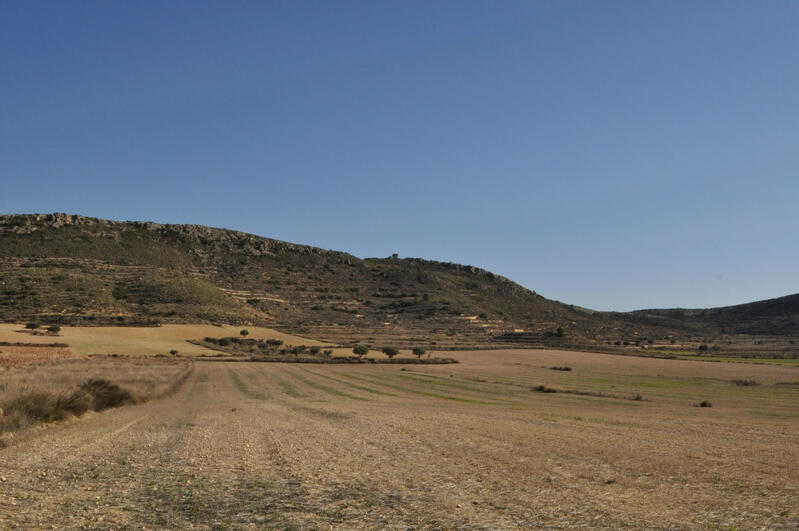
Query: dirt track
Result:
<box><xmin>2</xmin><ymin>359</ymin><xmax>798</xmax><ymax>529</ymax></box>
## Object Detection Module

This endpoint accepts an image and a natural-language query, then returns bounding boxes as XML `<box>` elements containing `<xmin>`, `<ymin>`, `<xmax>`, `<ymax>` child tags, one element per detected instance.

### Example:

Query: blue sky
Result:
<box><xmin>2</xmin><ymin>1</ymin><xmax>797</xmax><ymax>311</ymax></box>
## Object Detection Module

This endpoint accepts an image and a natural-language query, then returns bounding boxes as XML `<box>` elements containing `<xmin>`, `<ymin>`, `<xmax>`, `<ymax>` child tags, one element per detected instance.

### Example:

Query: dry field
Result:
<box><xmin>1</xmin><ymin>348</ymin><xmax>798</xmax><ymax>529</ymax></box>
<box><xmin>0</xmin><ymin>323</ymin><xmax>323</xmax><ymax>357</ymax></box>
<box><xmin>0</xmin><ymin>344</ymin><xmax>80</xmax><ymax>368</ymax></box>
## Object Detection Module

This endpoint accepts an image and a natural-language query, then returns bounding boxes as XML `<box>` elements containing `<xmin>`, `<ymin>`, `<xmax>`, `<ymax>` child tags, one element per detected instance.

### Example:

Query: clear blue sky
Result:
<box><xmin>2</xmin><ymin>1</ymin><xmax>797</xmax><ymax>311</ymax></box>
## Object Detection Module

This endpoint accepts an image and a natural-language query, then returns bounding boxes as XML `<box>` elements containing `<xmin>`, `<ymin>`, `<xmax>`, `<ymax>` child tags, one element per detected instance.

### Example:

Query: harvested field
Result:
<box><xmin>1</xmin><ymin>348</ymin><xmax>797</xmax><ymax>528</ymax></box>
<box><xmin>0</xmin><ymin>323</ymin><xmax>322</xmax><ymax>357</ymax></box>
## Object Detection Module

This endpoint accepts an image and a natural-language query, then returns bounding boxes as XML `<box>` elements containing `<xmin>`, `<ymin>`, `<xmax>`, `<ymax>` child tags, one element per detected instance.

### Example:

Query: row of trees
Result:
<box><xmin>353</xmin><ymin>346</ymin><xmax>427</xmax><ymax>359</ymax></box>
<box><xmin>217</xmin><ymin>331</ymin><xmax>430</xmax><ymax>360</ymax></box>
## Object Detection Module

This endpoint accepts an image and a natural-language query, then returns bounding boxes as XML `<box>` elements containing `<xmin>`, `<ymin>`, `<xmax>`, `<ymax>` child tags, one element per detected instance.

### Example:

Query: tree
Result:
<box><xmin>309</xmin><ymin>346</ymin><xmax>321</xmax><ymax>355</ymax></box>
<box><xmin>170</xmin><ymin>349</ymin><xmax>178</xmax><ymax>357</ymax></box>
<box><xmin>556</xmin><ymin>327</ymin><xmax>564</xmax><ymax>337</ymax></box>
<box><xmin>322</xmin><ymin>349</ymin><xmax>333</xmax><ymax>359</ymax></box>
<box><xmin>47</xmin><ymin>325</ymin><xmax>61</xmax><ymax>334</ymax></box>
<box><xmin>240</xmin><ymin>329</ymin><xmax>249</xmax><ymax>337</ymax></box>
<box><xmin>382</xmin><ymin>346</ymin><xmax>399</xmax><ymax>359</ymax></box>
<box><xmin>25</xmin><ymin>322</ymin><xmax>40</xmax><ymax>330</ymax></box>
<box><xmin>412</xmin><ymin>347</ymin><xmax>426</xmax><ymax>359</ymax></box>
<box><xmin>291</xmin><ymin>345</ymin><xmax>306</xmax><ymax>357</ymax></box>
<box><xmin>352</xmin><ymin>345</ymin><xmax>369</xmax><ymax>358</ymax></box>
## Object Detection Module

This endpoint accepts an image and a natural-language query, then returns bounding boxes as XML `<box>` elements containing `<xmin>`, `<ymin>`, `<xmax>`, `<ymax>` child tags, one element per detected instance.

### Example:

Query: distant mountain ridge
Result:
<box><xmin>0</xmin><ymin>213</ymin><xmax>796</xmax><ymax>346</ymax></box>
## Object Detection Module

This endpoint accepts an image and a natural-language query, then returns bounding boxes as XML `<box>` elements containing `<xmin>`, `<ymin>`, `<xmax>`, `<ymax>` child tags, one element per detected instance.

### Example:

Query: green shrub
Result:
<box><xmin>412</xmin><ymin>347</ymin><xmax>426</xmax><ymax>359</ymax></box>
<box><xmin>240</xmin><ymin>329</ymin><xmax>249</xmax><ymax>336</ymax></box>
<box><xmin>47</xmin><ymin>325</ymin><xmax>61</xmax><ymax>333</ymax></box>
<box><xmin>25</xmin><ymin>322</ymin><xmax>40</xmax><ymax>330</ymax></box>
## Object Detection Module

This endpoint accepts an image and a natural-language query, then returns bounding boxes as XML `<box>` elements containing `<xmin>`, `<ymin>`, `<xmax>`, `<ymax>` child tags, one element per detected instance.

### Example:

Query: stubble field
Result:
<box><xmin>1</xmin><ymin>347</ymin><xmax>798</xmax><ymax>529</ymax></box>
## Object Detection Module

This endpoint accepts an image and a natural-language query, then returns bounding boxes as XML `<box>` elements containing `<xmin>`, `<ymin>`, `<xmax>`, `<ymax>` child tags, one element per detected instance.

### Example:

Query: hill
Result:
<box><xmin>634</xmin><ymin>293</ymin><xmax>799</xmax><ymax>336</ymax></box>
<box><xmin>0</xmin><ymin>213</ymin><xmax>795</xmax><ymax>348</ymax></box>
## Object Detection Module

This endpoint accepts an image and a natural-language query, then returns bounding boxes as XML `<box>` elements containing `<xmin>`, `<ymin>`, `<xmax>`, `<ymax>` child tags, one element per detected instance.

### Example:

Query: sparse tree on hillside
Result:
<box><xmin>240</xmin><ymin>329</ymin><xmax>249</xmax><ymax>337</ymax></box>
<box><xmin>291</xmin><ymin>345</ymin><xmax>306</xmax><ymax>357</ymax></box>
<box><xmin>556</xmin><ymin>327</ymin><xmax>564</xmax><ymax>337</ymax></box>
<box><xmin>322</xmin><ymin>349</ymin><xmax>333</xmax><ymax>359</ymax></box>
<box><xmin>47</xmin><ymin>325</ymin><xmax>61</xmax><ymax>334</ymax></box>
<box><xmin>310</xmin><ymin>346</ymin><xmax>321</xmax><ymax>355</ymax></box>
<box><xmin>25</xmin><ymin>322</ymin><xmax>40</xmax><ymax>330</ymax></box>
<box><xmin>382</xmin><ymin>346</ymin><xmax>399</xmax><ymax>359</ymax></box>
<box><xmin>170</xmin><ymin>349</ymin><xmax>178</xmax><ymax>357</ymax></box>
<box><xmin>412</xmin><ymin>347</ymin><xmax>426</xmax><ymax>359</ymax></box>
<box><xmin>352</xmin><ymin>345</ymin><xmax>368</xmax><ymax>359</ymax></box>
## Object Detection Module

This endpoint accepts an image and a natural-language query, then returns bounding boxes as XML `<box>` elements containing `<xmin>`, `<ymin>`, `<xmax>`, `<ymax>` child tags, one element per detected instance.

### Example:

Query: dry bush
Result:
<box><xmin>79</xmin><ymin>379</ymin><xmax>135</xmax><ymax>410</ymax></box>
<box><xmin>0</xmin><ymin>358</ymin><xmax>191</xmax><ymax>436</ymax></box>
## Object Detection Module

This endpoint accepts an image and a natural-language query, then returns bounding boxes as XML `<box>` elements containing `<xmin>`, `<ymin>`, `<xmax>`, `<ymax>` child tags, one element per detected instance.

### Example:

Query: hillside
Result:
<box><xmin>634</xmin><ymin>293</ymin><xmax>799</xmax><ymax>337</ymax></box>
<box><xmin>0</xmin><ymin>213</ymin><xmax>690</xmax><ymax>347</ymax></box>
<box><xmin>0</xmin><ymin>213</ymin><xmax>794</xmax><ymax>348</ymax></box>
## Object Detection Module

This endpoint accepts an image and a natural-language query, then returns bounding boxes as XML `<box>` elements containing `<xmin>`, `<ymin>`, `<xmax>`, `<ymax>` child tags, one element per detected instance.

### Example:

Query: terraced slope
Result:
<box><xmin>0</xmin><ymin>213</ymin><xmax>693</xmax><ymax>346</ymax></box>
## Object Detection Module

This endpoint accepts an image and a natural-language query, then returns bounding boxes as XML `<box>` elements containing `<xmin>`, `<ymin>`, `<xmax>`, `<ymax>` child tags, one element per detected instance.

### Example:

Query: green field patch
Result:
<box><xmin>270</xmin><ymin>373</ymin><xmax>306</xmax><ymax>398</ymax></box>
<box><xmin>564</xmin><ymin>374</ymin><xmax>697</xmax><ymax>390</ymax></box>
<box><xmin>676</xmin><ymin>355</ymin><xmax>799</xmax><ymax>367</ymax></box>
<box><xmin>391</xmin><ymin>370</ymin><xmax>505</xmax><ymax>395</ymax></box>
<box><xmin>227</xmin><ymin>368</ymin><xmax>267</xmax><ymax>400</ymax></box>
<box><xmin>338</xmin><ymin>371</ymin><xmax>510</xmax><ymax>405</ymax></box>
<box><xmin>302</xmin><ymin>368</ymin><xmax>397</xmax><ymax>396</ymax></box>
<box><xmin>283</xmin><ymin>370</ymin><xmax>368</xmax><ymax>401</ymax></box>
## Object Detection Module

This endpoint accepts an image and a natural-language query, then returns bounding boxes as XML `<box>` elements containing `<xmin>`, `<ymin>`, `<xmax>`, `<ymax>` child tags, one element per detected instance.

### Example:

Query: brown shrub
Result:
<box><xmin>0</xmin><ymin>379</ymin><xmax>135</xmax><ymax>434</ymax></box>
<box><xmin>79</xmin><ymin>379</ymin><xmax>135</xmax><ymax>411</ymax></box>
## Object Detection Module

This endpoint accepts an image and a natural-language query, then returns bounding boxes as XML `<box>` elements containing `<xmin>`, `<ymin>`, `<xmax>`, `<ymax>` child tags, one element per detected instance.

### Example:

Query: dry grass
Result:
<box><xmin>0</xmin><ymin>357</ymin><xmax>191</xmax><ymax>438</ymax></box>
